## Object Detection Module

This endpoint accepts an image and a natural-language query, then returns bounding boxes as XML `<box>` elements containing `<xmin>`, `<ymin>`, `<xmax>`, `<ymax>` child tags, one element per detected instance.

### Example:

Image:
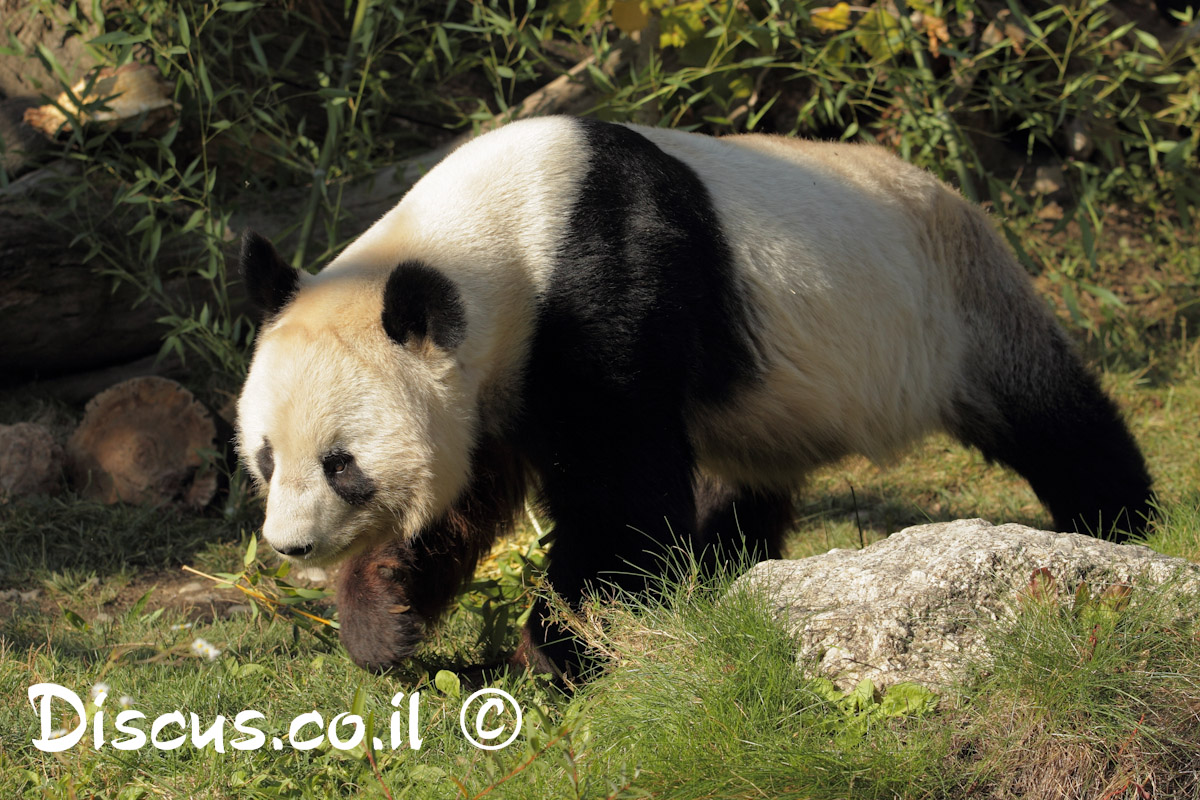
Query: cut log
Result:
<box><xmin>0</xmin><ymin>421</ymin><xmax>64</xmax><ymax>499</ymax></box>
<box><xmin>23</xmin><ymin>62</ymin><xmax>177</xmax><ymax>138</ymax></box>
<box><xmin>66</xmin><ymin>376</ymin><xmax>217</xmax><ymax>508</ymax></box>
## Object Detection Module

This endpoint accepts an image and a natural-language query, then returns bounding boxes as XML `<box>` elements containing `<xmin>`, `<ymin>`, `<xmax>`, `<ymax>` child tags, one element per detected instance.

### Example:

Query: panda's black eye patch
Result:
<box><xmin>256</xmin><ymin>441</ymin><xmax>274</xmax><ymax>486</ymax></box>
<box><xmin>322</xmin><ymin>450</ymin><xmax>376</xmax><ymax>506</ymax></box>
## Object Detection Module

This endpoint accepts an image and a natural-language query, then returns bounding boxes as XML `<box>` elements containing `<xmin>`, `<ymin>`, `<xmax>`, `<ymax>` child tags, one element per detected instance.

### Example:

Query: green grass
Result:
<box><xmin>0</xmin><ymin>496</ymin><xmax>249</xmax><ymax>583</ymax></box>
<box><xmin>3</xmin><ymin>521</ymin><xmax>1197</xmax><ymax>799</ymax></box>
<box><xmin>953</xmin><ymin>574</ymin><xmax>1200</xmax><ymax>797</ymax></box>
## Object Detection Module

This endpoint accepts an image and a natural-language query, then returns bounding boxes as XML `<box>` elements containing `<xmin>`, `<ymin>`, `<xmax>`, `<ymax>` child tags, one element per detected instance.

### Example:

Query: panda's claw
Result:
<box><xmin>335</xmin><ymin>540</ymin><xmax>427</xmax><ymax>671</ymax></box>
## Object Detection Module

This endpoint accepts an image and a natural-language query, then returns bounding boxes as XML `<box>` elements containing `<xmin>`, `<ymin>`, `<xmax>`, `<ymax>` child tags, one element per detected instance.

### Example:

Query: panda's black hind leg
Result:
<box><xmin>693</xmin><ymin>474</ymin><xmax>792</xmax><ymax>572</ymax></box>
<box><xmin>952</xmin><ymin>334</ymin><xmax>1154</xmax><ymax>542</ymax></box>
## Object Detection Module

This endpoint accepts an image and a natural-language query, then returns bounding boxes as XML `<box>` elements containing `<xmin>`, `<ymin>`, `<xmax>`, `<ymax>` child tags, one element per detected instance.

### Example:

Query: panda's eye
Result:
<box><xmin>322</xmin><ymin>451</ymin><xmax>352</xmax><ymax>476</ymax></box>
<box><xmin>320</xmin><ymin>450</ymin><xmax>376</xmax><ymax>506</ymax></box>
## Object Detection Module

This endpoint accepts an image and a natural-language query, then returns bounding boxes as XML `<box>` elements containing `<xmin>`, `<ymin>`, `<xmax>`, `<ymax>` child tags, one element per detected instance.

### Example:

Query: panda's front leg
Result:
<box><xmin>336</xmin><ymin>538</ymin><xmax>429</xmax><ymax>672</ymax></box>
<box><xmin>337</xmin><ymin>438</ymin><xmax>525</xmax><ymax>672</ymax></box>
<box><xmin>337</xmin><ymin>522</ymin><xmax>498</xmax><ymax>672</ymax></box>
<box><xmin>521</xmin><ymin>422</ymin><xmax>701</xmax><ymax>680</ymax></box>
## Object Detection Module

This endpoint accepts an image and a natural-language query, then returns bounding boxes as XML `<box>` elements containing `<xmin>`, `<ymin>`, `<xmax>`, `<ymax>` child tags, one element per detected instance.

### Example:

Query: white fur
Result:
<box><xmin>633</xmin><ymin>129</ymin><xmax>983</xmax><ymax>486</ymax></box>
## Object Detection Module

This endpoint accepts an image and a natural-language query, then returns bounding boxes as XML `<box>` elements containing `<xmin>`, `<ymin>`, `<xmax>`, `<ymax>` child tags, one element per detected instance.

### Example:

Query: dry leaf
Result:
<box><xmin>811</xmin><ymin>3</ymin><xmax>853</xmax><ymax>33</ymax></box>
<box><xmin>924</xmin><ymin>13</ymin><xmax>950</xmax><ymax>58</ymax></box>
<box><xmin>612</xmin><ymin>0</ymin><xmax>650</xmax><ymax>34</ymax></box>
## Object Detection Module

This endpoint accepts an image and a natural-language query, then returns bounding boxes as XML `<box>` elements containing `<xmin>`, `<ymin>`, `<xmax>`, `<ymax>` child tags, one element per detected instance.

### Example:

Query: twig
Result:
<box><xmin>363</xmin><ymin>745</ymin><xmax>396</xmax><ymax>800</ymax></box>
<box><xmin>525</xmin><ymin>501</ymin><xmax>546</xmax><ymax>540</ymax></box>
<box><xmin>848</xmin><ymin>481</ymin><xmax>865</xmax><ymax>550</ymax></box>
<box><xmin>469</xmin><ymin>730</ymin><xmax>573</xmax><ymax>800</ymax></box>
<box><xmin>180</xmin><ymin>564</ymin><xmax>335</xmax><ymax>627</ymax></box>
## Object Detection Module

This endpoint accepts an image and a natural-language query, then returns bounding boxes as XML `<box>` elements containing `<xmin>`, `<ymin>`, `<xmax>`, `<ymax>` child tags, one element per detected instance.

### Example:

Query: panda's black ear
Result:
<box><xmin>240</xmin><ymin>230</ymin><xmax>300</xmax><ymax>314</ymax></box>
<box><xmin>381</xmin><ymin>261</ymin><xmax>466</xmax><ymax>351</ymax></box>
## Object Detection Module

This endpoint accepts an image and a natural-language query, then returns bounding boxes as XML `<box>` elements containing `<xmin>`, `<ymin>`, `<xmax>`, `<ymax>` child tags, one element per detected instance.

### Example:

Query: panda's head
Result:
<box><xmin>235</xmin><ymin>232</ymin><xmax>475</xmax><ymax>566</ymax></box>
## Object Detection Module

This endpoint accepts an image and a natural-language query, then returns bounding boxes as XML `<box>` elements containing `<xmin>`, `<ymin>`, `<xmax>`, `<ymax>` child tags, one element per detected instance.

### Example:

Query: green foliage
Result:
<box><xmin>807</xmin><ymin>676</ymin><xmax>940</xmax><ymax>746</ymax></box>
<box><xmin>458</xmin><ymin>520</ymin><xmax>549</xmax><ymax>663</ymax></box>
<box><xmin>1139</xmin><ymin>491</ymin><xmax>1200</xmax><ymax>562</ymax></box>
<box><xmin>5</xmin><ymin>0</ymin><xmax>1197</xmax><ymax>386</ymax></box>
<box><xmin>193</xmin><ymin>535</ymin><xmax>340</xmax><ymax>648</ymax></box>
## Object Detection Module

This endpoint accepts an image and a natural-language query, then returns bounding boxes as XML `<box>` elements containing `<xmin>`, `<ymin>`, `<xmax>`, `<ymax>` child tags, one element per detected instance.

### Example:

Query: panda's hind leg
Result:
<box><xmin>950</xmin><ymin>327</ymin><xmax>1154</xmax><ymax>542</ymax></box>
<box><xmin>693</xmin><ymin>474</ymin><xmax>792</xmax><ymax>572</ymax></box>
<box><xmin>935</xmin><ymin>197</ymin><xmax>1154</xmax><ymax>541</ymax></box>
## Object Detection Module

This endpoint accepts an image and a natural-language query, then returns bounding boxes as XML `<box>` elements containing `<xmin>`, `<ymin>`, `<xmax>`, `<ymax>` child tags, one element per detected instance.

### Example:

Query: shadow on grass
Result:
<box><xmin>0</xmin><ymin>492</ymin><xmax>256</xmax><ymax>585</ymax></box>
<box><xmin>795</xmin><ymin>488</ymin><xmax>1053</xmax><ymax>543</ymax></box>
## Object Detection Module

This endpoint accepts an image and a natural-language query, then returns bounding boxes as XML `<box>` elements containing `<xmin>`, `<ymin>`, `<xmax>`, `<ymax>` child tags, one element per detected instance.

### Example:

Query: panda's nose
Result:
<box><xmin>273</xmin><ymin>542</ymin><xmax>314</xmax><ymax>557</ymax></box>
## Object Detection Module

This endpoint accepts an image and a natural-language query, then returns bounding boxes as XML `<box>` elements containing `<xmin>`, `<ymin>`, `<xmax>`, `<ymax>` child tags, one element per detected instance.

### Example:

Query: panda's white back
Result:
<box><xmin>629</xmin><ymin>125</ymin><xmax>971</xmax><ymax>483</ymax></box>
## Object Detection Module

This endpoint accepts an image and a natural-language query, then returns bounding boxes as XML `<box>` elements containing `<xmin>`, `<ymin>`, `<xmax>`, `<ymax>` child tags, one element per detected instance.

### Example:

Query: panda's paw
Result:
<box><xmin>335</xmin><ymin>540</ymin><xmax>427</xmax><ymax>672</ymax></box>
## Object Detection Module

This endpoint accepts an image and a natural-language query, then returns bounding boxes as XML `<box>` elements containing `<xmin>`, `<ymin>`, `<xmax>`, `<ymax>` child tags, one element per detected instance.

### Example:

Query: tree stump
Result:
<box><xmin>0</xmin><ymin>422</ymin><xmax>64</xmax><ymax>499</ymax></box>
<box><xmin>67</xmin><ymin>376</ymin><xmax>217</xmax><ymax>508</ymax></box>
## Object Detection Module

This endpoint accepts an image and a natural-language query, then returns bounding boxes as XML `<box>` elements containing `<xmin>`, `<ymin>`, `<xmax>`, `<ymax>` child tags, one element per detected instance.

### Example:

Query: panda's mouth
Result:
<box><xmin>267</xmin><ymin>535</ymin><xmax>346</xmax><ymax>567</ymax></box>
<box><xmin>277</xmin><ymin>527</ymin><xmax>389</xmax><ymax>569</ymax></box>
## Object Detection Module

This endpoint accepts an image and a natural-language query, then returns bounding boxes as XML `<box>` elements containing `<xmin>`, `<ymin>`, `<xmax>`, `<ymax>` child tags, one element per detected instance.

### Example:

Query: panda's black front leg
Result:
<box><xmin>336</xmin><ymin>538</ymin><xmax>429</xmax><ymax>672</ymax></box>
<box><xmin>338</xmin><ymin>522</ymin><xmax>499</xmax><ymax>672</ymax></box>
<box><xmin>521</xmin><ymin>422</ymin><xmax>700</xmax><ymax>679</ymax></box>
<box><xmin>338</xmin><ymin>438</ymin><xmax>525</xmax><ymax>672</ymax></box>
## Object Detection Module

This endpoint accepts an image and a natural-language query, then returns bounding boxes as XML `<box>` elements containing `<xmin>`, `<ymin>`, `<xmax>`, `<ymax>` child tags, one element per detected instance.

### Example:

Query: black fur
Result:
<box><xmin>255</xmin><ymin>440</ymin><xmax>274</xmax><ymax>485</ymax></box>
<box><xmin>512</xmin><ymin>118</ymin><xmax>761</xmax><ymax>676</ymax></box>
<box><xmin>322</xmin><ymin>451</ymin><xmax>377</xmax><ymax>506</ymax></box>
<box><xmin>337</xmin><ymin>438</ymin><xmax>526</xmax><ymax>672</ymax></box>
<box><xmin>241</xmin><ymin>231</ymin><xmax>300</xmax><ymax>314</ymax></box>
<box><xmin>693</xmin><ymin>474</ymin><xmax>792</xmax><ymax>568</ymax></box>
<box><xmin>954</xmin><ymin>334</ymin><xmax>1154</xmax><ymax>542</ymax></box>
<box><xmin>381</xmin><ymin>260</ymin><xmax>467</xmax><ymax>350</ymax></box>
<box><xmin>336</xmin><ymin>540</ymin><xmax>428</xmax><ymax>671</ymax></box>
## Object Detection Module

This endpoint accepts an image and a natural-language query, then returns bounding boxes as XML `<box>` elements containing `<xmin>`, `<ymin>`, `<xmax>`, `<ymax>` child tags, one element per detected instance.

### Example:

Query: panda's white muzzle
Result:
<box><xmin>262</xmin><ymin>482</ymin><xmax>359</xmax><ymax>565</ymax></box>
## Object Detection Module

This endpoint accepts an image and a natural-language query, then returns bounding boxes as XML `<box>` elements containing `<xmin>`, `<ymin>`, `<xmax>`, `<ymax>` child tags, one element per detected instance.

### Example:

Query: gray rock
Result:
<box><xmin>734</xmin><ymin>519</ymin><xmax>1200</xmax><ymax>692</ymax></box>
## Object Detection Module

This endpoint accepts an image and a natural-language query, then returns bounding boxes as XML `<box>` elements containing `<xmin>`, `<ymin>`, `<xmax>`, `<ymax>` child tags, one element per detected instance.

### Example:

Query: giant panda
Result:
<box><xmin>235</xmin><ymin>115</ymin><xmax>1154</xmax><ymax>677</ymax></box>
